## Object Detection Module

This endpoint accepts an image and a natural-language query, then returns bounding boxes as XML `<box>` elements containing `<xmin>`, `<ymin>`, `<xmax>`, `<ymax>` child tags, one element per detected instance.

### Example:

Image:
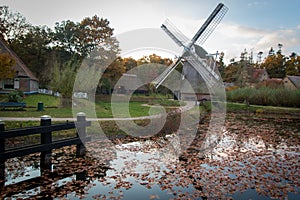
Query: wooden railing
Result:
<box><xmin>0</xmin><ymin>112</ymin><xmax>91</xmax><ymax>184</ymax></box>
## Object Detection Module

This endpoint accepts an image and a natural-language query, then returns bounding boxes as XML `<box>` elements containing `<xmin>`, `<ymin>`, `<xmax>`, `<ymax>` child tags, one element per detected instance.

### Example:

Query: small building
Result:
<box><xmin>248</xmin><ymin>67</ymin><xmax>269</xmax><ymax>84</ymax></box>
<box><xmin>0</xmin><ymin>39</ymin><xmax>39</xmax><ymax>94</ymax></box>
<box><xmin>115</xmin><ymin>73</ymin><xmax>148</xmax><ymax>94</ymax></box>
<box><xmin>283</xmin><ymin>75</ymin><xmax>300</xmax><ymax>90</ymax></box>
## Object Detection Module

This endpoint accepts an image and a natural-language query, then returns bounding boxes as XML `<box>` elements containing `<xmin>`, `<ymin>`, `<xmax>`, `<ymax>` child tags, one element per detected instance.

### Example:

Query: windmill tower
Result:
<box><xmin>152</xmin><ymin>3</ymin><xmax>228</xmax><ymax>101</ymax></box>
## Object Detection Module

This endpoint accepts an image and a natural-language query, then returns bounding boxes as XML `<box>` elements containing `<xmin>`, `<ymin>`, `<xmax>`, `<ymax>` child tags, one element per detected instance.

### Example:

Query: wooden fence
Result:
<box><xmin>0</xmin><ymin>112</ymin><xmax>91</xmax><ymax>184</ymax></box>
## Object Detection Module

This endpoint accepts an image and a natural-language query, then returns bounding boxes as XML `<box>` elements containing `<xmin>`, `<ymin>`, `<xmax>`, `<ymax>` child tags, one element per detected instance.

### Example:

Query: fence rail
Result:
<box><xmin>0</xmin><ymin>112</ymin><xmax>91</xmax><ymax>185</ymax></box>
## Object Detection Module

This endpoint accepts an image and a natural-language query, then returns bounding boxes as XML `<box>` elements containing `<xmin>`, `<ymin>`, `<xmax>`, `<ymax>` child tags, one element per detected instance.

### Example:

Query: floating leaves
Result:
<box><xmin>1</xmin><ymin>113</ymin><xmax>299</xmax><ymax>199</ymax></box>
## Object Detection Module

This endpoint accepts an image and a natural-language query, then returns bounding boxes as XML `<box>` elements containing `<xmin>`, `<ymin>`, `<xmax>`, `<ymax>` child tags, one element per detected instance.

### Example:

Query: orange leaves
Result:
<box><xmin>0</xmin><ymin>53</ymin><xmax>16</xmax><ymax>80</ymax></box>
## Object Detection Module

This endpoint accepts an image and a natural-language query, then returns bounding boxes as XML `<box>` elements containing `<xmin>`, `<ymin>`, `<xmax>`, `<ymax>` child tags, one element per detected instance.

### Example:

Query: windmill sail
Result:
<box><xmin>192</xmin><ymin>3</ymin><xmax>228</xmax><ymax>46</ymax></box>
<box><xmin>152</xmin><ymin>58</ymin><xmax>182</xmax><ymax>89</ymax></box>
<box><xmin>161</xmin><ymin>19</ymin><xmax>190</xmax><ymax>47</ymax></box>
<box><xmin>153</xmin><ymin>3</ymin><xmax>228</xmax><ymax>89</ymax></box>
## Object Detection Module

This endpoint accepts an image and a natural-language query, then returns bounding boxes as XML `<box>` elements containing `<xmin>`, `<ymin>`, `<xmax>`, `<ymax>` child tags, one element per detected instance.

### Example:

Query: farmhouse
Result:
<box><xmin>0</xmin><ymin>39</ymin><xmax>39</xmax><ymax>94</ymax></box>
<box><xmin>114</xmin><ymin>73</ymin><xmax>148</xmax><ymax>94</ymax></box>
<box><xmin>283</xmin><ymin>75</ymin><xmax>300</xmax><ymax>90</ymax></box>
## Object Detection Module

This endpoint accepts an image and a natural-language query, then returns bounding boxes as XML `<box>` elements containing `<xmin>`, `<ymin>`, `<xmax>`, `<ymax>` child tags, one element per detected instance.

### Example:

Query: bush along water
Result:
<box><xmin>226</xmin><ymin>87</ymin><xmax>300</xmax><ymax>107</ymax></box>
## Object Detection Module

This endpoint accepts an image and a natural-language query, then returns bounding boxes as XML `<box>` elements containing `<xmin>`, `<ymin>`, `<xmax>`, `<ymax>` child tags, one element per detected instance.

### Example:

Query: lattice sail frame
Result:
<box><xmin>153</xmin><ymin>3</ymin><xmax>228</xmax><ymax>89</ymax></box>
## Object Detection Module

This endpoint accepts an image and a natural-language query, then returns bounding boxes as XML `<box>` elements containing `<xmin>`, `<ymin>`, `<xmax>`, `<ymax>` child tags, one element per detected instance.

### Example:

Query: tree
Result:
<box><xmin>260</xmin><ymin>51</ymin><xmax>286</xmax><ymax>78</ymax></box>
<box><xmin>137</xmin><ymin>54</ymin><xmax>172</xmax><ymax>66</ymax></box>
<box><xmin>223</xmin><ymin>62</ymin><xmax>241</xmax><ymax>83</ymax></box>
<box><xmin>217</xmin><ymin>51</ymin><xmax>226</xmax><ymax>77</ymax></box>
<box><xmin>0</xmin><ymin>53</ymin><xmax>16</xmax><ymax>80</ymax></box>
<box><xmin>285</xmin><ymin>53</ymin><xmax>300</xmax><ymax>76</ymax></box>
<box><xmin>0</xmin><ymin>6</ymin><xmax>31</xmax><ymax>42</ymax></box>
<box><xmin>78</xmin><ymin>15</ymin><xmax>117</xmax><ymax>57</ymax></box>
<box><xmin>53</xmin><ymin>15</ymin><xmax>119</xmax><ymax>59</ymax></box>
<box><xmin>100</xmin><ymin>57</ymin><xmax>126</xmax><ymax>94</ymax></box>
<box><xmin>9</xmin><ymin>26</ymin><xmax>53</xmax><ymax>86</ymax></box>
<box><xmin>50</xmin><ymin>60</ymin><xmax>79</xmax><ymax>107</ymax></box>
<box><xmin>123</xmin><ymin>57</ymin><xmax>137</xmax><ymax>71</ymax></box>
<box><xmin>53</xmin><ymin>20</ymin><xmax>79</xmax><ymax>56</ymax></box>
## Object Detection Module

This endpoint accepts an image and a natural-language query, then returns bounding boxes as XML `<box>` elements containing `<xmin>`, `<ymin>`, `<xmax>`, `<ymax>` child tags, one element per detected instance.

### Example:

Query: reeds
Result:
<box><xmin>227</xmin><ymin>87</ymin><xmax>300</xmax><ymax>107</ymax></box>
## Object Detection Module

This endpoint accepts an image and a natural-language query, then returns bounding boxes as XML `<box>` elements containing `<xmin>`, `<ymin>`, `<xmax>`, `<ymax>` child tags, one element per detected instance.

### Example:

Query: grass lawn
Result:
<box><xmin>0</xmin><ymin>94</ymin><xmax>177</xmax><ymax>118</ymax></box>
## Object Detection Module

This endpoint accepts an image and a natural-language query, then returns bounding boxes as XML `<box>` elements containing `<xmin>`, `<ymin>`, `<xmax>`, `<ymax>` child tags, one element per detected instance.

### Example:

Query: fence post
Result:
<box><xmin>0</xmin><ymin>120</ymin><xmax>5</xmax><ymax>184</ymax></box>
<box><xmin>40</xmin><ymin>115</ymin><xmax>52</xmax><ymax>171</ymax></box>
<box><xmin>76</xmin><ymin>112</ymin><xmax>86</xmax><ymax>157</ymax></box>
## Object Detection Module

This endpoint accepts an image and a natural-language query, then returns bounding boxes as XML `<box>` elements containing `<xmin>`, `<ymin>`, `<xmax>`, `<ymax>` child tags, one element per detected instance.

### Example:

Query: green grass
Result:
<box><xmin>0</xmin><ymin>94</ymin><xmax>176</xmax><ymax>118</ymax></box>
<box><xmin>226</xmin><ymin>102</ymin><xmax>300</xmax><ymax>114</ymax></box>
<box><xmin>24</xmin><ymin>94</ymin><xmax>61</xmax><ymax>107</ymax></box>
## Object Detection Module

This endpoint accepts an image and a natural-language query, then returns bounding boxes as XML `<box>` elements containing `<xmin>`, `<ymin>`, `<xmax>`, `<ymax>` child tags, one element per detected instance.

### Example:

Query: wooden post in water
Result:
<box><xmin>76</xmin><ymin>112</ymin><xmax>86</xmax><ymax>157</ymax></box>
<box><xmin>0</xmin><ymin>120</ymin><xmax>5</xmax><ymax>185</ymax></box>
<box><xmin>40</xmin><ymin>115</ymin><xmax>52</xmax><ymax>171</ymax></box>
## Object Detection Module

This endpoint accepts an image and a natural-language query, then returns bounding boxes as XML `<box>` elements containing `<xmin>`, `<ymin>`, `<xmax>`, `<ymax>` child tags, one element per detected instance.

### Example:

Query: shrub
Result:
<box><xmin>227</xmin><ymin>87</ymin><xmax>300</xmax><ymax>107</ymax></box>
<box><xmin>6</xmin><ymin>90</ymin><xmax>24</xmax><ymax>102</ymax></box>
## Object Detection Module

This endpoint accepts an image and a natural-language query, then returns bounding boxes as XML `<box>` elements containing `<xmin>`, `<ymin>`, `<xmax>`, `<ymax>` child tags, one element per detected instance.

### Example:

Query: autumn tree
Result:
<box><xmin>0</xmin><ymin>53</ymin><xmax>16</xmax><ymax>80</ymax></box>
<box><xmin>53</xmin><ymin>15</ymin><xmax>118</xmax><ymax>59</ymax></box>
<box><xmin>123</xmin><ymin>57</ymin><xmax>137</xmax><ymax>71</ymax></box>
<box><xmin>100</xmin><ymin>57</ymin><xmax>126</xmax><ymax>94</ymax></box>
<box><xmin>260</xmin><ymin>51</ymin><xmax>286</xmax><ymax>78</ymax></box>
<box><xmin>285</xmin><ymin>52</ymin><xmax>300</xmax><ymax>76</ymax></box>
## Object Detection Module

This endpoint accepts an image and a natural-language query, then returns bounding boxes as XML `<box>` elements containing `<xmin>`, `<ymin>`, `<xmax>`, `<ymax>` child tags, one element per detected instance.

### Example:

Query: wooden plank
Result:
<box><xmin>0</xmin><ymin>123</ymin><xmax>76</xmax><ymax>139</ymax></box>
<box><xmin>0</xmin><ymin>137</ymin><xmax>91</xmax><ymax>160</ymax></box>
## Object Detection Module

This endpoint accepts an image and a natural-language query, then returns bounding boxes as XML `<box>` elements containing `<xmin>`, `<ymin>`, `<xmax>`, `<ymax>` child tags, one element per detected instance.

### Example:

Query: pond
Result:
<box><xmin>1</xmin><ymin>113</ymin><xmax>299</xmax><ymax>199</ymax></box>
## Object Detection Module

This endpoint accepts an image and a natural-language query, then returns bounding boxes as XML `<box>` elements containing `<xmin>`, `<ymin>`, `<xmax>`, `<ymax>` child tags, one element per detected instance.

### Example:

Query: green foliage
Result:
<box><xmin>227</xmin><ymin>87</ymin><xmax>300</xmax><ymax>107</ymax></box>
<box><xmin>223</xmin><ymin>62</ymin><xmax>241</xmax><ymax>82</ymax></box>
<box><xmin>6</xmin><ymin>90</ymin><xmax>24</xmax><ymax>102</ymax></box>
<box><xmin>9</xmin><ymin>26</ymin><xmax>53</xmax><ymax>86</ymax></box>
<box><xmin>201</xmin><ymin>101</ymin><xmax>212</xmax><ymax>112</ymax></box>
<box><xmin>50</xmin><ymin>60</ymin><xmax>78</xmax><ymax>98</ymax></box>
<box><xmin>0</xmin><ymin>6</ymin><xmax>31</xmax><ymax>41</ymax></box>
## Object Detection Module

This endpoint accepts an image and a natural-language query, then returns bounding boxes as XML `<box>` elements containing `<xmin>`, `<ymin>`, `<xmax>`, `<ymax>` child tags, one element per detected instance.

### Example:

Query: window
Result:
<box><xmin>3</xmin><ymin>79</ymin><xmax>14</xmax><ymax>89</ymax></box>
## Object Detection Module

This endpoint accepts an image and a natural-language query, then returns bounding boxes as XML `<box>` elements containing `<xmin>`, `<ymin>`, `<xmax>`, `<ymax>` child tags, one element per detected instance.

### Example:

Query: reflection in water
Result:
<box><xmin>1</xmin><ymin>113</ymin><xmax>299</xmax><ymax>199</ymax></box>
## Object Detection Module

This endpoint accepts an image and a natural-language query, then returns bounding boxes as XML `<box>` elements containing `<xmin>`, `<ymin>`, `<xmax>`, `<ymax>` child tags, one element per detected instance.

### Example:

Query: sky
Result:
<box><xmin>1</xmin><ymin>0</ymin><xmax>300</xmax><ymax>64</ymax></box>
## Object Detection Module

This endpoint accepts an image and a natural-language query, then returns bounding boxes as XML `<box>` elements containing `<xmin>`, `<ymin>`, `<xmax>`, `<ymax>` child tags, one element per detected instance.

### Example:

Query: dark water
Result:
<box><xmin>1</xmin><ymin>113</ymin><xmax>299</xmax><ymax>199</ymax></box>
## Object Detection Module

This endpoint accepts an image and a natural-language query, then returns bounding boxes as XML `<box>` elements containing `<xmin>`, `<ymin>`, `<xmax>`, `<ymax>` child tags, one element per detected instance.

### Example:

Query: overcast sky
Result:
<box><xmin>1</xmin><ymin>0</ymin><xmax>300</xmax><ymax>63</ymax></box>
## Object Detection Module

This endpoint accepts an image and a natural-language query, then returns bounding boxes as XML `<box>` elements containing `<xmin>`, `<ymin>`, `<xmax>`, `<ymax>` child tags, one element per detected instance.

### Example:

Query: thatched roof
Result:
<box><xmin>287</xmin><ymin>75</ymin><xmax>300</xmax><ymax>89</ymax></box>
<box><xmin>247</xmin><ymin>67</ymin><xmax>268</xmax><ymax>83</ymax></box>
<box><xmin>0</xmin><ymin>39</ymin><xmax>38</xmax><ymax>81</ymax></box>
<box><xmin>116</xmin><ymin>73</ymin><xmax>147</xmax><ymax>91</ymax></box>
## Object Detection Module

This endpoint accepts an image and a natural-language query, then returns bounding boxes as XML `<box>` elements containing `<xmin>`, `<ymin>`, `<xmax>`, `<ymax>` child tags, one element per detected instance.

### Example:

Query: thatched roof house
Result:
<box><xmin>115</xmin><ymin>73</ymin><xmax>148</xmax><ymax>94</ymax></box>
<box><xmin>0</xmin><ymin>39</ymin><xmax>39</xmax><ymax>94</ymax></box>
<box><xmin>283</xmin><ymin>75</ymin><xmax>300</xmax><ymax>90</ymax></box>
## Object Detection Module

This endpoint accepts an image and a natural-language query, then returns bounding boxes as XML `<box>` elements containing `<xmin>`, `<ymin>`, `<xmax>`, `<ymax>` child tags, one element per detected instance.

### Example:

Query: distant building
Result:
<box><xmin>283</xmin><ymin>75</ymin><xmax>300</xmax><ymax>90</ymax></box>
<box><xmin>238</xmin><ymin>63</ymin><xmax>269</xmax><ymax>87</ymax></box>
<box><xmin>0</xmin><ymin>39</ymin><xmax>39</xmax><ymax>94</ymax></box>
<box><xmin>247</xmin><ymin>67</ymin><xmax>269</xmax><ymax>84</ymax></box>
<box><xmin>115</xmin><ymin>73</ymin><xmax>148</xmax><ymax>94</ymax></box>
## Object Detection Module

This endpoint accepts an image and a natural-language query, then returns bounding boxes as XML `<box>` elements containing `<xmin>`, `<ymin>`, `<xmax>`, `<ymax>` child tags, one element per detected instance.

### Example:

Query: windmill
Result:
<box><xmin>152</xmin><ymin>3</ymin><xmax>228</xmax><ymax>100</ymax></box>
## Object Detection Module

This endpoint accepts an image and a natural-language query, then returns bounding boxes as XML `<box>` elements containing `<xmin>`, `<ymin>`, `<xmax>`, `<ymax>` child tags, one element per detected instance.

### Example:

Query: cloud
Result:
<box><xmin>247</xmin><ymin>1</ymin><xmax>267</xmax><ymax>7</ymax></box>
<box><xmin>199</xmin><ymin>21</ymin><xmax>300</xmax><ymax>64</ymax></box>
